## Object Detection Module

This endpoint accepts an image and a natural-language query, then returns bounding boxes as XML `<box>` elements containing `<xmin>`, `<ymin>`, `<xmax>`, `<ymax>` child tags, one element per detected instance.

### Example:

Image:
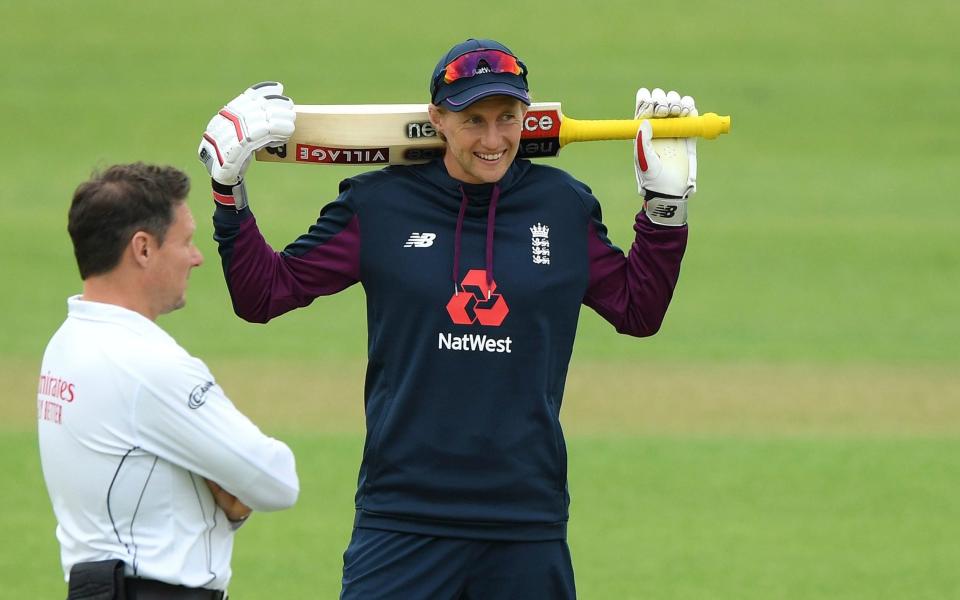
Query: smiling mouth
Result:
<box><xmin>475</xmin><ymin>151</ymin><xmax>504</xmax><ymax>162</ymax></box>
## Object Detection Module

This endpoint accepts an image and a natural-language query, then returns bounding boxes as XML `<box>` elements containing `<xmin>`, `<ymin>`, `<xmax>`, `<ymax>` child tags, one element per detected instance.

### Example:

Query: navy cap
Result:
<box><xmin>430</xmin><ymin>39</ymin><xmax>530</xmax><ymax>111</ymax></box>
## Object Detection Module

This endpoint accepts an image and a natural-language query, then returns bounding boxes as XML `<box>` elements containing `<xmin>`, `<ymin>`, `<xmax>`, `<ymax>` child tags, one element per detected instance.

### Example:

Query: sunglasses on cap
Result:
<box><xmin>432</xmin><ymin>50</ymin><xmax>528</xmax><ymax>96</ymax></box>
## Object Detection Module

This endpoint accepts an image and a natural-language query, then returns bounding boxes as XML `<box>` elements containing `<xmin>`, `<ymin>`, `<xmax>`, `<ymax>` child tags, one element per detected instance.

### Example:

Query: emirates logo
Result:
<box><xmin>445</xmin><ymin>269</ymin><xmax>509</xmax><ymax>326</ymax></box>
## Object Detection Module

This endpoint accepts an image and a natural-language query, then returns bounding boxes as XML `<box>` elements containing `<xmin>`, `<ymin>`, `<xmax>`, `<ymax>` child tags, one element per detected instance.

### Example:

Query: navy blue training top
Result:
<box><xmin>212</xmin><ymin>157</ymin><xmax>687</xmax><ymax>541</ymax></box>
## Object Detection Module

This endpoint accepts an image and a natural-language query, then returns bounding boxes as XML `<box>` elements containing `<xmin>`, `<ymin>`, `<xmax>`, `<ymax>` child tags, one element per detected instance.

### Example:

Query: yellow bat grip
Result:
<box><xmin>558</xmin><ymin>112</ymin><xmax>731</xmax><ymax>146</ymax></box>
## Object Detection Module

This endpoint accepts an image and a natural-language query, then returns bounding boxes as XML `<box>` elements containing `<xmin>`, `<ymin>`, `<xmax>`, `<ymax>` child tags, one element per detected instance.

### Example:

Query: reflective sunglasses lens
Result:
<box><xmin>443</xmin><ymin>50</ymin><xmax>522</xmax><ymax>84</ymax></box>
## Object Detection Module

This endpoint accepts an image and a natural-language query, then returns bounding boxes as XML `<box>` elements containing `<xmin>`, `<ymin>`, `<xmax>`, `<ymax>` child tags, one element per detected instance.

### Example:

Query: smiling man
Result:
<box><xmin>427</xmin><ymin>95</ymin><xmax>526</xmax><ymax>183</ymax></box>
<box><xmin>424</xmin><ymin>41</ymin><xmax>531</xmax><ymax>186</ymax></box>
<box><xmin>199</xmin><ymin>38</ymin><xmax>700</xmax><ymax>599</ymax></box>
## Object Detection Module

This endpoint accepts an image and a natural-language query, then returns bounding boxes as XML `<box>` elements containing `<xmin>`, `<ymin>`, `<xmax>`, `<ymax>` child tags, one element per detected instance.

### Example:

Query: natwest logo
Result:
<box><xmin>446</xmin><ymin>269</ymin><xmax>508</xmax><ymax>326</ymax></box>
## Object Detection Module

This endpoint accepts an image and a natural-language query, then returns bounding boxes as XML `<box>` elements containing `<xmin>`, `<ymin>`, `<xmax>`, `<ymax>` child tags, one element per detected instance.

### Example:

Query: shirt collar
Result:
<box><xmin>66</xmin><ymin>295</ymin><xmax>172</xmax><ymax>341</ymax></box>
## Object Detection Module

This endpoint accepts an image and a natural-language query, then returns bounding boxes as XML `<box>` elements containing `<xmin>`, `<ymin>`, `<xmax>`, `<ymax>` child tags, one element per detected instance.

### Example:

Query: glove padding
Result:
<box><xmin>634</xmin><ymin>88</ymin><xmax>698</xmax><ymax>227</ymax></box>
<box><xmin>198</xmin><ymin>82</ymin><xmax>295</xmax><ymax>186</ymax></box>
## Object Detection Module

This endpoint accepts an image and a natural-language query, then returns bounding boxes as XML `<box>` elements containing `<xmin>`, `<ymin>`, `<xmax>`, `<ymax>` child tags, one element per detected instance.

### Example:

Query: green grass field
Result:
<box><xmin>1</xmin><ymin>0</ymin><xmax>958</xmax><ymax>597</ymax></box>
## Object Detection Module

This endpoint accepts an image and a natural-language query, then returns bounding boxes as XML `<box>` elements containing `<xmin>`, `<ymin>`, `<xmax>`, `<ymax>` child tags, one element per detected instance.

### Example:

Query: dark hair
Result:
<box><xmin>68</xmin><ymin>163</ymin><xmax>190</xmax><ymax>279</ymax></box>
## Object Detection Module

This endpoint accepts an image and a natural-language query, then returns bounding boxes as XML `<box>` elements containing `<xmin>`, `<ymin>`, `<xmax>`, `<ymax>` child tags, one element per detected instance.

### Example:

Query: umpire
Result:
<box><xmin>38</xmin><ymin>163</ymin><xmax>300</xmax><ymax>599</ymax></box>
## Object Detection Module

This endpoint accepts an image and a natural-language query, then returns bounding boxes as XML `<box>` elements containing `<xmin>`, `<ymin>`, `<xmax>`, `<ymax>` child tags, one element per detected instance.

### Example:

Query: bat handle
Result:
<box><xmin>558</xmin><ymin>112</ymin><xmax>731</xmax><ymax>146</ymax></box>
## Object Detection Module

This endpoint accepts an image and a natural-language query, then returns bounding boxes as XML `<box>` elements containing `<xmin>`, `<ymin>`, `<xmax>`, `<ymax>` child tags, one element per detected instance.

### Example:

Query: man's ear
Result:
<box><xmin>427</xmin><ymin>104</ymin><xmax>443</xmax><ymax>131</ymax></box>
<box><xmin>427</xmin><ymin>104</ymin><xmax>449</xmax><ymax>143</ymax></box>
<box><xmin>130</xmin><ymin>231</ymin><xmax>152</xmax><ymax>268</ymax></box>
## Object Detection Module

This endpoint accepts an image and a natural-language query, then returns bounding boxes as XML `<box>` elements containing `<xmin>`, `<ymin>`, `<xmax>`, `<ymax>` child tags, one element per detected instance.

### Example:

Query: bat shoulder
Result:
<box><xmin>524</xmin><ymin>163</ymin><xmax>594</xmax><ymax>195</ymax></box>
<box><xmin>337</xmin><ymin>166</ymin><xmax>406</xmax><ymax>196</ymax></box>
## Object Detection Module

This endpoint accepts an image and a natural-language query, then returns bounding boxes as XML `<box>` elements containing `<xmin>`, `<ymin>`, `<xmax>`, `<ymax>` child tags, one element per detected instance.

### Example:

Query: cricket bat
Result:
<box><xmin>254</xmin><ymin>102</ymin><xmax>731</xmax><ymax>166</ymax></box>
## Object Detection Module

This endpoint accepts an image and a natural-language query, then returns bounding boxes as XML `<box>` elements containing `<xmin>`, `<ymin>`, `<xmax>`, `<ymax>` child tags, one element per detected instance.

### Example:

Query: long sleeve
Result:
<box><xmin>212</xmin><ymin>182</ymin><xmax>362</xmax><ymax>323</ymax></box>
<box><xmin>582</xmin><ymin>204</ymin><xmax>688</xmax><ymax>337</ymax></box>
<box><xmin>133</xmin><ymin>353</ymin><xmax>299</xmax><ymax>512</ymax></box>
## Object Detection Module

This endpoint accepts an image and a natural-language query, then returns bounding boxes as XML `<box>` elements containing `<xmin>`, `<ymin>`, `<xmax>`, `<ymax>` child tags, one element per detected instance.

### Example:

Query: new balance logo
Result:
<box><xmin>404</xmin><ymin>232</ymin><xmax>436</xmax><ymax>248</ymax></box>
<box><xmin>651</xmin><ymin>205</ymin><xmax>678</xmax><ymax>218</ymax></box>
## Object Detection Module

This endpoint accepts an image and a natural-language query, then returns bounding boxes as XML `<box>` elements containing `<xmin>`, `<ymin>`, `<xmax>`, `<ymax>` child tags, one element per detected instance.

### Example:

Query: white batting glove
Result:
<box><xmin>198</xmin><ymin>82</ymin><xmax>296</xmax><ymax>187</ymax></box>
<box><xmin>634</xmin><ymin>87</ymin><xmax>698</xmax><ymax>227</ymax></box>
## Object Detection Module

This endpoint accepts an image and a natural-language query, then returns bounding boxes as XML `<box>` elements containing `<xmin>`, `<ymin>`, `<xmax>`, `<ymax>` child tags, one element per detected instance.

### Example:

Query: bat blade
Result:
<box><xmin>255</xmin><ymin>102</ymin><xmax>730</xmax><ymax>166</ymax></box>
<box><xmin>257</xmin><ymin>104</ymin><xmax>444</xmax><ymax>166</ymax></box>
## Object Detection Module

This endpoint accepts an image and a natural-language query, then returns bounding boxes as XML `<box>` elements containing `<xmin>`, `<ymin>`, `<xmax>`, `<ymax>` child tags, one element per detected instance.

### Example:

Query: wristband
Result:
<box><xmin>211</xmin><ymin>179</ymin><xmax>249</xmax><ymax>211</ymax></box>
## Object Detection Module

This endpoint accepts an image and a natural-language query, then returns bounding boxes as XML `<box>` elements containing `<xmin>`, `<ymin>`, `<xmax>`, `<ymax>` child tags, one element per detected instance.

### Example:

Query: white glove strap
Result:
<box><xmin>644</xmin><ymin>195</ymin><xmax>688</xmax><ymax>227</ymax></box>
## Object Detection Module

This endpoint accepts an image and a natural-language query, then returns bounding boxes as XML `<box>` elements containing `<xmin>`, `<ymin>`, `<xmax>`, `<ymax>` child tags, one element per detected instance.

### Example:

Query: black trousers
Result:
<box><xmin>125</xmin><ymin>578</ymin><xmax>226</xmax><ymax>600</ymax></box>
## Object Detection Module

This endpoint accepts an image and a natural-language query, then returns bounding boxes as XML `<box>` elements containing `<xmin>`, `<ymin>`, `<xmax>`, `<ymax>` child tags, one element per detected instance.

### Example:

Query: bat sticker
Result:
<box><xmin>297</xmin><ymin>144</ymin><xmax>390</xmax><ymax>165</ymax></box>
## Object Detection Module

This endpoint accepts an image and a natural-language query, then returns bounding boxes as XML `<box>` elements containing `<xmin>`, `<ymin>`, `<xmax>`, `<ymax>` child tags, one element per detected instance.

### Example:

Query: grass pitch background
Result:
<box><xmin>1</xmin><ymin>0</ymin><xmax>958</xmax><ymax>598</ymax></box>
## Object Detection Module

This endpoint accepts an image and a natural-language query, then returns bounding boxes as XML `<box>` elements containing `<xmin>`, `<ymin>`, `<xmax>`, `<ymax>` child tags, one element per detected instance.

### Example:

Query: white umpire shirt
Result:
<box><xmin>38</xmin><ymin>296</ymin><xmax>299</xmax><ymax>591</ymax></box>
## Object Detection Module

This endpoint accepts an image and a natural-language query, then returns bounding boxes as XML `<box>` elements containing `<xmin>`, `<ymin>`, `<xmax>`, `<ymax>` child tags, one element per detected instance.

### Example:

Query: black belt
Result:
<box><xmin>125</xmin><ymin>577</ymin><xmax>226</xmax><ymax>600</ymax></box>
